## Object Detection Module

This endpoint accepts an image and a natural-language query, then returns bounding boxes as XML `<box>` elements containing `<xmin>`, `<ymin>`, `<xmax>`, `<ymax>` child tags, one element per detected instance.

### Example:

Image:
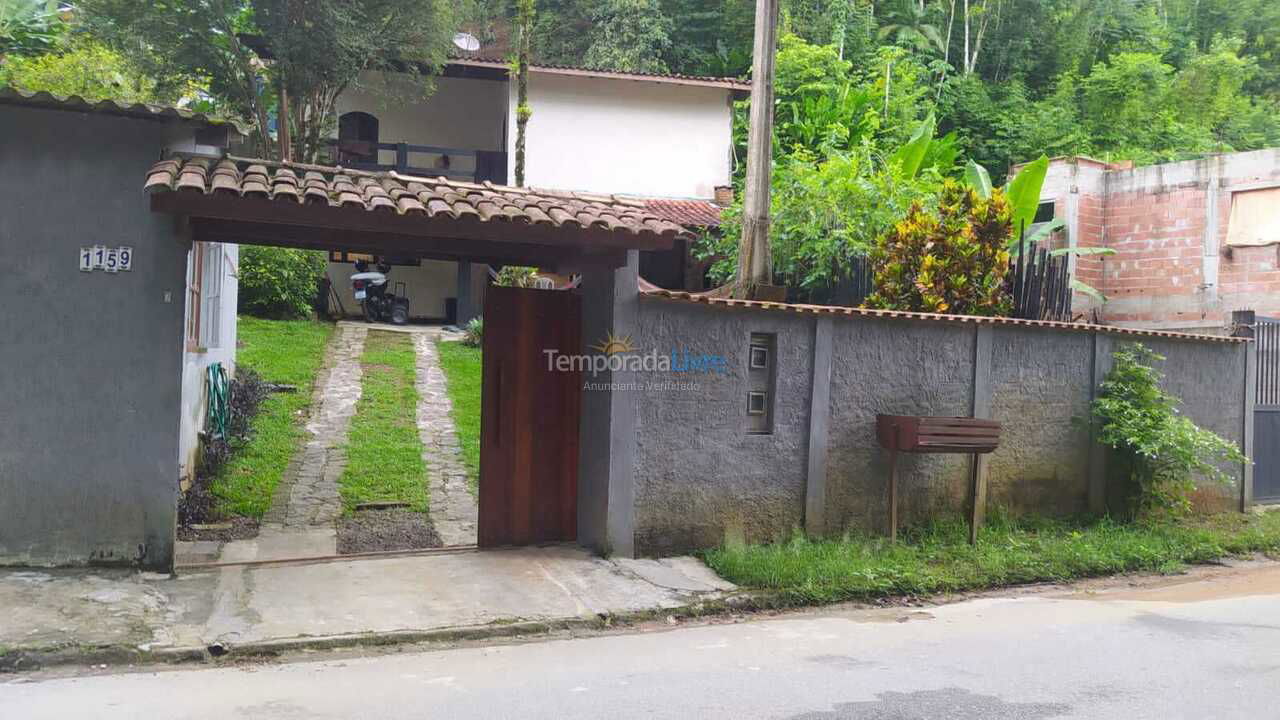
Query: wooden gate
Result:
<box><xmin>478</xmin><ymin>286</ymin><xmax>582</xmax><ymax>547</ymax></box>
<box><xmin>1256</xmin><ymin>316</ymin><xmax>1280</xmax><ymax>503</ymax></box>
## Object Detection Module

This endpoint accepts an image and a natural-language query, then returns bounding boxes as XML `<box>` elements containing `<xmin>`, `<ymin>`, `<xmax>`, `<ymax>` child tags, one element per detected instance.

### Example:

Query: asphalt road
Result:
<box><xmin>4</xmin><ymin>563</ymin><xmax>1279</xmax><ymax>719</ymax></box>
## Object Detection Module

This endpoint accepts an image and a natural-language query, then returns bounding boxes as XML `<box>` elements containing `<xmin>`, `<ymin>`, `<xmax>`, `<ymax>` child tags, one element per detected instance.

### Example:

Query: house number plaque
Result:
<box><xmin>80</xmin><ymin>246</ymin><xmax>133</xmax><ymax>273</ymax></box>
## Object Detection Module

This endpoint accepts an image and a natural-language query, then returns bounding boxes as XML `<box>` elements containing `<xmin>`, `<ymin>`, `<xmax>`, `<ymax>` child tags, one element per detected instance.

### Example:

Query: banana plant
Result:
<box><xmin>966</xmin><ymin>156</ymin><xmax>1115</xmax><ymax>302</ymax></box>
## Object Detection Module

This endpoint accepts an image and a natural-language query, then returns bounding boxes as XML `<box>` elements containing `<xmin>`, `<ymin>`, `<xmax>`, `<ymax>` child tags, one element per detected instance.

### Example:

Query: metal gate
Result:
<box><xmin>1256</xmin><ymin>316</ymin><xmax>1280</xmax><ymax>503</ymax></box>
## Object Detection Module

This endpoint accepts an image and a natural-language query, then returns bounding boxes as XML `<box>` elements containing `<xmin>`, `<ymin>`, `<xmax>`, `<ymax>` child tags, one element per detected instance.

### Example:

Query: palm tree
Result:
<box><xmin>876</xmin><ymin>0</ymin><xmax>944</xmax><ymax>56</ymax></box>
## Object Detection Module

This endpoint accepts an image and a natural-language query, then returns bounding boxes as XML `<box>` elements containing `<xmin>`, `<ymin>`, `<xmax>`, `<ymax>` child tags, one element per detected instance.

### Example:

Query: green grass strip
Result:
<box><xmin>213</xmin><ymin>316</ymin><xmax>335</xmax><ymax>518</ymax></box>
<box><xmin>339</xmin><ymin>330</ymin><xmax>428</xmax><ymax>512</ymax></box>
<box><xmin>434</xmin><ymin>339</ymin><xmax>482</xmax><ymax>493</ymax></box>
<box><xmin>704</xmin><ymin>511</ymin><xmax>1280</xmax><ymax>606</ymax></box>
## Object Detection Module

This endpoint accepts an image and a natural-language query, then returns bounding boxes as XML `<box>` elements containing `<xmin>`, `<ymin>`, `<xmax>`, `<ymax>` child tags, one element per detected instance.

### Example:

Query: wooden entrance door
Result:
<box><xmin>478</xmin><ymin>286</ymin><xmax>582</xmax><ymax>547</ymax></box>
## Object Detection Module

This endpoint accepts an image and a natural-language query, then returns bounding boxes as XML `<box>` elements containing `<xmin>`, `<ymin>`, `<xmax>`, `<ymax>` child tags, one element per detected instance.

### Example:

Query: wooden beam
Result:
<box><xmin>151</xmin><ymin>191</ymin><xmax>676</xmax><ymax>252</ymax></box>
<box><xmin>189</xmin><ymin>218</ymin><xmax>622</xmax><ymax>268</ymax></box>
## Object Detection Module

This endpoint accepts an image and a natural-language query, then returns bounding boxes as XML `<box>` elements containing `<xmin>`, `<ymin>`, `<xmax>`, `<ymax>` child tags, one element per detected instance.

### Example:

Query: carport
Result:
<box><xmin>146</xmin><ymin>155</ymin><xmax>688</xmax><ymax>556</ymax></box>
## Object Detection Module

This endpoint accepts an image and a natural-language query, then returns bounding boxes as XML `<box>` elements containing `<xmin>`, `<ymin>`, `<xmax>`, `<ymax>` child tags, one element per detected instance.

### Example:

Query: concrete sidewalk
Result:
<box><xmin>0</xmin><ymin>546</ymin><xmax>734</xmax><ymax>671</ymax></box>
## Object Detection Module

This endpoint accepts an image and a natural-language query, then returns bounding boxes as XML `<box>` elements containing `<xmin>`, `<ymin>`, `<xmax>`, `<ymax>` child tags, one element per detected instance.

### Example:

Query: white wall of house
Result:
<box><xmin>508</xmin><ymin>72</ymin><xmax>734</xmax><ymax>199</ymax></box>
<box><xmin>178</xmin><ymin>241</ymin><xmax>240</xmax><ymax>484</ymax></box>
<box><xmin>327</xmin><ymin>258</ymin><xmax>489</xmax><ymax>321</ymax></box>
<box><xmin>335</xmin><ymin>75</ymin><xmax>508</xmax><ymax>175</ymax></box>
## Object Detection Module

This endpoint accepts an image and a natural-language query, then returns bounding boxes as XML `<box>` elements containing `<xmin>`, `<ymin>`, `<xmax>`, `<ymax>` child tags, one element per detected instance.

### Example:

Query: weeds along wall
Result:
<box><xmin>630</xmin><ymin>295</ymin><xmax>1251</xmax><ymax>556</ymax></box>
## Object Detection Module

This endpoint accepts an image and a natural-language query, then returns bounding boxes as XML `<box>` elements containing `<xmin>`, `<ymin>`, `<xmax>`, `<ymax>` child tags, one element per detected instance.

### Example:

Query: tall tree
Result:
<box><xmin>79</xmin><ymin>0</ymin><xmax>458</xmax><ymax>161</ymax></box>
<box><xmin>514</xmin><ymin>0</ymin><xmax>534</xmax><ymax>185</ymax></box>
<box><xmin>582</xmin><ymin>0</ymin><xmax>673</xmax><ymax>74</ymax></box>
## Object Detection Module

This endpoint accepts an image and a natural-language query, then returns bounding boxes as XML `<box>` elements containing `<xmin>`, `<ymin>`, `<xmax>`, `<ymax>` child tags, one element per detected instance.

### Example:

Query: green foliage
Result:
<box><xmin>493</xmin><ymin>265</ymin><xmax>540</xmax><ymax>287</ymax></box>
<box><xmin>1093</xmin><ymin>344</ymin><xmax>1247</xmax><ymax>518</ymax></box>
<box><xmin>864</xmin><ymin>180</ymin><xmax>1013</xmax><ymax>315</ymax></box>
<box><xmin>0</xmin><ymin>0</ymin><xmax>61</xmax><ymax>58</ymax></box>
<box><xmin>703</xmin><ymin>512</ymin><xmax>1280</xmax><ymax>605</ymax></box>
<box><xmin>704</xmin><ymin>145</ymin><xmax>939</xmax><ymax>290</ymax></box>
<box><xmin>340</xmin><ymin>331</ymin><xmax>428</xmax><ymax>513</ymax></box>
<box><xmin>461</xmin><ymin>317</ymin><xmax>483</xmax><ymax>348</ymax></box>
<box><xmin>79</xmin><ymin>0</ymin><xmax>458</xmax><ymax>160</ymax></box>
<box><xmin>436</xmin><ymin>339</ymin><xmax>482</xmax><ymax>491</ymax></box>
<box><xmin>213</xmin><ymin>317</ymin><xmax>334</xmax><ymax>518</ymax></box>
<box><xmin>1004</xmin><ymin>154</ymin><xmax>1048</xmax><ymax>236</ymax></box>
<box><xmin>0</xmin><ymin>36</ymin><xmax>167</xmax><ymax>103</ymax></box>
<box><xmin>582</xmin><ymin>0</ymin><xmax>672</xmax><ymax>74</ymax></box>
<box><xmin>237</xmin><ymin>246</ymin><xmax>327</xmax><ymax>320</ymax></box>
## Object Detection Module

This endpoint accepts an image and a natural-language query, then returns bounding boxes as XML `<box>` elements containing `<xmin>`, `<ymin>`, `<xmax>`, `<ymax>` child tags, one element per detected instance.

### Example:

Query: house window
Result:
<box><xmin>186</xmin><ymin>242</ymin><xmax>203</xmax><ymax>350</ymax></box>
<box><xmin>186</xmin><ymin>242</ymin><xmax>225</xmax><ymax>351</ymax></box>
<box><xmin>201</xmin><ymin>243</ymin><xmax>224</xmax><ymax>349</ymax></box>
<box><xmin>1226</xmin><ymin>187</ymin><xmax>1280</xmax><ymax>248</ymax></box>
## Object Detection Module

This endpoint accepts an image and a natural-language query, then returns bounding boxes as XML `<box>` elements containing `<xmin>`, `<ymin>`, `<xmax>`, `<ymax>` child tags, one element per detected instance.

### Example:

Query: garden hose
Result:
<box><xmin>206</xmin><ymin>362</ymin><xmax>230</xmax><ymax>440</ymax></box>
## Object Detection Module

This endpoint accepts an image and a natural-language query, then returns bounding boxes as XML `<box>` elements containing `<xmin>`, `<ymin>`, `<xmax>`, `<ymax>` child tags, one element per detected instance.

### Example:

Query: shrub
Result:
<box><xmin>237</xmin><ymin>246</ymin><xmax>328</xmax><ymax>319</ymax></box>
<box><xmin>493</xmin><ymin>265</ymin><xmax>540</xmax><ymax>288</ymax></box>
<box><xmin>461</xmin><ymin>317</ymin><xmax>483</xmax><ymax>347</ymax></box>
<box><xmin>1093</xmin><ymin>344</ymin><xmax>1247</xmax><ymax>518</ymax></box>
<box><xmin>863</xmin><ymin>179</ymin><xmax>1013</xmax><ymax>315</ymax></box>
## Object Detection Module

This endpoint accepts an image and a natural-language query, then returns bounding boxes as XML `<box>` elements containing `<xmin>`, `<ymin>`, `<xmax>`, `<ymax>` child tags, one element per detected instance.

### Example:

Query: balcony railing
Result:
<box><xmin>326</xmin><ymin>139</ymin><xmax>508</xmax><ymax>185</ymax></box>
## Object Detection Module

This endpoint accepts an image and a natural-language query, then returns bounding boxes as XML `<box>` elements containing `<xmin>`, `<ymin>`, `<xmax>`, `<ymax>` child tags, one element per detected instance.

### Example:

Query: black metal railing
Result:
<box><xmin>325</xmin><ymin>139</ymin><xmax>508</xmax><ymax>185</ymax></box>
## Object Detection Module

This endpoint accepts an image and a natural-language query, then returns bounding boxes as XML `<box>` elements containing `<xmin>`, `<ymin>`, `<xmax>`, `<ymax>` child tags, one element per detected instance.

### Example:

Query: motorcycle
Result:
<box><xmin>351</xmin><ymin>260</ymin><xmax>410</xmax><ymax>325</ymax></box>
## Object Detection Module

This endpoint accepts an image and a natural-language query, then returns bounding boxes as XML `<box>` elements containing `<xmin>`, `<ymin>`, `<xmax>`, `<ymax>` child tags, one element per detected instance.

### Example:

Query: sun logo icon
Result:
<box><xmin>591</xmin><ymin>331</ymin><xmax>636</xmax><ymax>356</ymax></box>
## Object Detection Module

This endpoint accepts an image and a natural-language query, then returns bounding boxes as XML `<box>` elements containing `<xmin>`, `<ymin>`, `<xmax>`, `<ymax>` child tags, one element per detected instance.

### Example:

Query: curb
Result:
<box><xmin>0</xmin><ymin>593</ymin><xmax>766</xmax><ymax>674</ymax></box>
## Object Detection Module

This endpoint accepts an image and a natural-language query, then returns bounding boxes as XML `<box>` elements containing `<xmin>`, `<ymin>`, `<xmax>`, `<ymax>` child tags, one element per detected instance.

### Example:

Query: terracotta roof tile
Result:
<box><xmin>642</xmin><ymin>198</ymin><xmax>724</xmax><ymax>228</ymax></box>
<box><xmin>0</xmin><ymin>86</ymin><xmax>246</xmax><ymax>131</ymax></box>
<box><xmin>143</xmin><ymin>155</ymin><xmax>692</xmax><ymax>242</ymax></box>
<box><xmin>640</xmin><ymin>289</ymin><xmax>1246</xmax><ymax>344</ymax></box>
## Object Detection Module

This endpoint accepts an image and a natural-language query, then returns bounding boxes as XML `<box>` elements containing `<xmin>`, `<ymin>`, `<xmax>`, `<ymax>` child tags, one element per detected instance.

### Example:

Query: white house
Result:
<box><xmin>324</xmin><ymin>54</ymin><xmax>748</xmax><ymax>323</ymax></box>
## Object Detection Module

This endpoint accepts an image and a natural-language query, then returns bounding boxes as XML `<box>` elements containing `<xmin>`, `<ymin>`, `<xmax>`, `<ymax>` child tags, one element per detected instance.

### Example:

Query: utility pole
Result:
<box><xmin>735</xmin><ymin>0</ymin><xmax>781</xmax><ymax>300</ymax></box>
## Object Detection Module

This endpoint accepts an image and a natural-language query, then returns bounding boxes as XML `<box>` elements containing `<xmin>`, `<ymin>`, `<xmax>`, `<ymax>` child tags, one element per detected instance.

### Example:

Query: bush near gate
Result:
<box><xmin>238</xmin><ymin>246</ymin><xmax>328</xmax><ymax>319</ymax></box>
<box><xmin>1092</xmin><ymin>344</ymin><xmax>1247</xmax><ymax>518</ymax></box>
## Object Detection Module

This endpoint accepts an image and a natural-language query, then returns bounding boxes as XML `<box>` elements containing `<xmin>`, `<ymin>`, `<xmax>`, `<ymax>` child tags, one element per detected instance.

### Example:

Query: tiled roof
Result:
<box><xmin>449</xmin><ymin>56</ymin><xmax>751</xmax><ymax>90</ymax></box>
<box><xmin>642</xmin><ymin>198</ymin><xmax>723</xmax><ymax>228</ymax></box>
<box><xmin>0</xmin><ymin>86</ymin><xmax>244</xmax><ymax>131</ymax></box>
<box><xmin>641</xmin><ymin>289</ymin><xmax>1246</xmax><ymax>343</ymax></box>
<box><xmin>144</xmin><ymin>156</ymin><xmax>693</xmax><ymax>240</ymax></box>
<box><xmin>448</xmin><ymin>24</ymin><xmax>749</xmax><ymax>90</ymax></box>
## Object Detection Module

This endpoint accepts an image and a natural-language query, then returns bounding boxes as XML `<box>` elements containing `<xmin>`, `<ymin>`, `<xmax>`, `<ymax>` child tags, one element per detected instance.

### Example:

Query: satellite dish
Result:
<box><xmin>453</xmin><ymin>32</ymin><xmax>481</xmax><ymax>52</ymax></box>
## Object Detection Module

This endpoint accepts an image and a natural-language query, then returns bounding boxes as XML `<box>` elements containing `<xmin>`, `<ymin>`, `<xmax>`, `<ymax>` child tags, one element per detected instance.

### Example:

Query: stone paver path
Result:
<box><xmin>263</xmin><ymin>322</ymin><xmax>367</xmax><ymax>532</ymax></box>
<box><xmin>414</xmin><ymin>330</ymin><xmax>479</xmax><ymax>546</ymax></box>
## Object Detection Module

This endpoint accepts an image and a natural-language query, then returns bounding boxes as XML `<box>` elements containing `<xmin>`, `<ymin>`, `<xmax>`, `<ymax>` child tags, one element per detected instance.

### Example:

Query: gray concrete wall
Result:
<box><xmin>630</xmin><ymin>296</ymin><xmax>1250</xmax><ymax>555</ymax></box>
<box><xmin>632</xmin><ymin>301</ymin><xmax>814</xmax><ymax>554</ymax></box>
<box><xmin>0</xmin><ymin>107</ymin><xmax>189</xmax><ymax>569</ymax></box>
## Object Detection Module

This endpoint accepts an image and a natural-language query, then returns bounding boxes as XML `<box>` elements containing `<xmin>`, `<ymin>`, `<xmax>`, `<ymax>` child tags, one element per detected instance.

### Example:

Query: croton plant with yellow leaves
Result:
<box><xmin>863</xmin><ymin>179</ymin><xmax>1014</xmax><ymax>316</ymax></box>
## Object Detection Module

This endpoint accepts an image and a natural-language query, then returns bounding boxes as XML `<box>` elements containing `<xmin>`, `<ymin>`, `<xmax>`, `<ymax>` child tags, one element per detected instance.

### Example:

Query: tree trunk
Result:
<box><xmin>734</xmin><ymin>0</ymin><xmax>780</xmax><ymax>299</ymax></box>
<box><xmin>278</xmin><ymin>81</ymin><xmax>292</xmax><ymax>162</ymax></box>
<box><xmin>515</xmin><ymin>0</ymin><xmax>534</xmax><ymax>186</ymax></box>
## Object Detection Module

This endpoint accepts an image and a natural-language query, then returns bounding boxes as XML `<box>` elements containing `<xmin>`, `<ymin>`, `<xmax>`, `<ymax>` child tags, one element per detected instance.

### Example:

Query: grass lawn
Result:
<box><xmin>338</xmin><ymin>330</ymin><xmax>428</xmax><ymax>512</ymax></box>
<box><xmin>704</xmin><ymin>511</ymin><xmax>1280</xmax><ymax>606</ymax></box>
<box><xmin>212</xmin><ymin>316</ymin><xmax>334</xmax><ymax>518</ymax></box>
<box><xmin>435</xmin><ymin>339</ymin><xmax>481</xmax><ymax>492</ymax></box>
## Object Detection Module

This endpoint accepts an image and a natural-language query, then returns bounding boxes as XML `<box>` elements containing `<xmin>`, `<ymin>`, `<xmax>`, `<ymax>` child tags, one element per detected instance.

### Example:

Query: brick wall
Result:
<box><xmin>1039</xmin><ymin>150</ymin><xmax>1280</xmax><ymax>331</ymax></box>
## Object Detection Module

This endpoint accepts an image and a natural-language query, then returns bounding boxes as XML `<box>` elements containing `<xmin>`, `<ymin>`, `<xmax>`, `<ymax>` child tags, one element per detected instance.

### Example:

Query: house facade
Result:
<box><xmin>0</xmin><ymin>89</ymin><xmax>240</xmax><ymax>569</ymax></box>
<box><xmin>1034</xmin><ymin>149</ymin><xmax>1280</xmax><ymax>332</ymax></box>
<box><xmin>324</xmin><ymin>61</ymin><xmax>745</xmax><ymax>323</ymax></box>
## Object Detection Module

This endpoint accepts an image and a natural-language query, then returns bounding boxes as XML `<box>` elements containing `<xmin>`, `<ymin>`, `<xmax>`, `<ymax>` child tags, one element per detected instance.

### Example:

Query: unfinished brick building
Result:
<box><xmin>1034</xmin><ymin>149</ymin><xmax>1280</xmax><ymax>332</ymax></box>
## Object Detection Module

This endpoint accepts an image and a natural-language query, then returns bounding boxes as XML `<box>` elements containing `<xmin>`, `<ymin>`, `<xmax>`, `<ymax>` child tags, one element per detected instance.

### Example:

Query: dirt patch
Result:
<box><xmin>177</xmin><ymin>516</ymin><xmax>260</xmax><ymax>543</ymax></box>
<box><xmin>337</xmin><ymin>509</ymin><xmax>442</xmax><ymax>553</ymax></box>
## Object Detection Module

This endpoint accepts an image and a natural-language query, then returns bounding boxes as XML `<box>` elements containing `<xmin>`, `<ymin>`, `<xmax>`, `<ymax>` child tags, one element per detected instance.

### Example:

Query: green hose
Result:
<box><xmin>207</xmin><ymin>362</ymin><xmax>230</xmax><ymax>440</ymax></box>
